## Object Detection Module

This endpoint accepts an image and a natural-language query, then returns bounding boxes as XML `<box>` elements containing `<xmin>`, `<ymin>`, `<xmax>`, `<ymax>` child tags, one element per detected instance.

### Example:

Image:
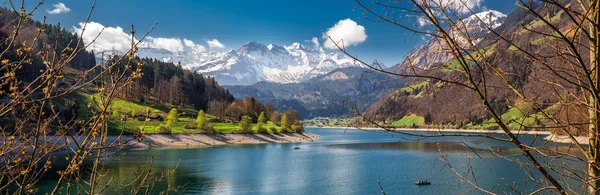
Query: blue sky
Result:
<box><xmin>28</xmin><ymin>0</ymin><xmax>516</xmax><ymax>66</ymax></box>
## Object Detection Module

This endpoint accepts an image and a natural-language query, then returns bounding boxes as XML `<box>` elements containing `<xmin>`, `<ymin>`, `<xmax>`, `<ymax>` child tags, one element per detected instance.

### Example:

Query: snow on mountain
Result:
<box><xmin>138</xmin><ymin>41</ymin><xmax>361</xmax><ymax>86</ymax></box>
<box><xmin>137</xmin><ymin>48</ymin><xmax>224</xmax><ymax>69</ymax></box>
<box><xmin>391</xmin><ymin>10</ymin><xmax>506</xmax><ymax>71</ymax></box>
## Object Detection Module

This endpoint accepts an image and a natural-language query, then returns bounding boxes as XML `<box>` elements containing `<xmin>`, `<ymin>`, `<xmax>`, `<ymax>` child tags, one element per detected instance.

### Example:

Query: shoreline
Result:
<box><xmin>26</xmin><ymin>132</ymin><xmax>321</xmax><ymax>151</ymax></box>
<box><xmin>121</xmin><ymin>132</ymin><xmax>321</xmax><ymax>149</ymax></box>
<box><xmin>306</xmin><ymin>126</ymin><xmax>553</xmax><ymax>135</ymax></box>
<box><xmin>542</xmin><ymin>134</ymin><xmax>589</xmax><ymax>145</ymax></box>
<box><xmin>307</xmin><ymin>126</ymin><xmax>590</xmax><ymax>144</ymax></box>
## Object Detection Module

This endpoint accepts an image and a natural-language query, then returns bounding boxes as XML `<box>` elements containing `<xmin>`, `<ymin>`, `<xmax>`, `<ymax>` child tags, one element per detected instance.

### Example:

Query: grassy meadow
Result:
<box><xmin>60</xmin><ymin>91</ymin><xmax>289</xmax><ymax>135</ymax></box>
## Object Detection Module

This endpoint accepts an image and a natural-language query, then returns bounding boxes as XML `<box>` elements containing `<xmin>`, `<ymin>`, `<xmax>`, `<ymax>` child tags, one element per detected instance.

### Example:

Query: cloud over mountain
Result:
<box><xmin>141</xmin><ymin>37</ymin><xmax>184</xmax><ymax>53</ymax></box>
<box><xmin>73</xmin><ymin>22</ymin><xmax>213</xmax><ymax>54</ymax></box>
<box><xmin>206</xmin><ymin>39</ymin><xmax>225</xmax><ymax>48</ymax></box>
<box><xmin>184</xmin><ymin>39</ymin><xmax>207</xmax><ymax>52</ymax></box>
<box><xmin>322</xmin><ymin>19</ymin><xmax>367</xmax><ymax>49</ymax></box>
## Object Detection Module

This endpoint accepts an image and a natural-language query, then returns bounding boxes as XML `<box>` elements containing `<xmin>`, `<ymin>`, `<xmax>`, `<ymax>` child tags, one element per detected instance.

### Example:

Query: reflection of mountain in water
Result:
<box><xmin>324</xmin><ymin>141</ymin><xmax>513</xmax><ymax>153</ymax></box>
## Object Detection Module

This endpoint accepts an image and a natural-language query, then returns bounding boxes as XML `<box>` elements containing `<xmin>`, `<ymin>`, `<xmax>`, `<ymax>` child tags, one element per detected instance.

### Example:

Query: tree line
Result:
<box><xmin>108</xmin><ymin>57</ymin><xmax>304</xmax><ymax>132</ymax></box>
<box><xmin>207</xmin><ymin>97</ymin><xmax>303</xmax><ymax>131</ymax></box>
<box><xmin>110</xmin><ymin>57</ymin><xmax>235</xmax><ymax>111</ymax></box>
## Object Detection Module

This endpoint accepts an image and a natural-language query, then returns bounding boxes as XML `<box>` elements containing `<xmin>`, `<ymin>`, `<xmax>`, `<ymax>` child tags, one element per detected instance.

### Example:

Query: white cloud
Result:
<box><xmin>47</xmin><ymin>2</ymin><xmax>71</xmax><ymax>14</ymax></box>
<box><xmin>183</xmin><ymin>38</ymin><xmax>206</xmax><ymax>53</ymax></box>
<box><xmin>206</xmin><ymin>39</ymin><xmax>225</xmax><ymax>48</ymax></box>
<box><xmin>311</xmin><ymin>37</ymin><xmax>320</xmax><ymax>47</ymax></box>
<box><xmin>143</xmin><ymin>37</ymin><xmax>184</xmax><ymax>53</ymax></box>
<box><xmin>73</xmin><ymin>22</ymin><xmax>132</xmax><ymax>53</ymax></box>
<box><xmin>194</xmin><ymin>45</ymin><xmax>207</xmax><ymax>52</ymax></box>
<box><xmin>73</xmin><ymin>22</ymin><xmax>196</xmax><ymax>53</ymax></box>
<box><xmin>322</xmin><ymin>19</ymin><xmax>367</xmax><ymax>49</ymax></box>
<box><xmin>183</xmin><ymin>39</ymin><xmax>195</xmax><ymax>48</ymax></box>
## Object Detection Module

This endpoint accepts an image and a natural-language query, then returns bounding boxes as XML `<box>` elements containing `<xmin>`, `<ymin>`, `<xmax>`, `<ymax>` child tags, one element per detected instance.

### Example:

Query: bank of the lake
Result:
<box><xmin>41</xmin><ymin>132</ymin><xmax>321</xmax><ymax>151</ymax></box>
<box><xmin>123</xmin><ymin>132</ymin><xmax>320</xmax><ymax>149</ymax></box>
<box><xmin>308</xmin><ymin>126</ymin><xmax>590</xmax><ymax>144</ymax></box>
<box><xmin>307</xmin><ymin>126</ymin><xmax>552</xmax><ymax>134</ymax></box>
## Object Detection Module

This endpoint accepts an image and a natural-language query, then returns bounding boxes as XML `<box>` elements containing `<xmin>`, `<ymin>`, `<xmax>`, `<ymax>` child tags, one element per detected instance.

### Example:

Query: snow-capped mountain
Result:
<box><xmin>391</xmin><ymin>10</ymin><xmax>506</xmax><ymax>71</ymax></box>
<box><xmin>137</xmin><ymin>48</ymin><xmax>224</xmax><ymax>68</ymax></box>
<box><xmin>137</xmin><ymin>41</ymin><xmax>360</xmax><ymax>86</ymax></box>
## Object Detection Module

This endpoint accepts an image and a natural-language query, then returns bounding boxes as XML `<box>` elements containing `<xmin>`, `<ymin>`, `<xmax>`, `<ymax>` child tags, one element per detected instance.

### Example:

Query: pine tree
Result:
<box><xmin>166</xmin><ymin>108</ymin><xmax>178</xmax><ymax>127</ymax></box>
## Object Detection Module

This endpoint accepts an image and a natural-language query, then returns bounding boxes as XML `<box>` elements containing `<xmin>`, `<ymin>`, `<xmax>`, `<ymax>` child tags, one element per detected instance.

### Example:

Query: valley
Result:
<box><xmin>2</xmin><ymin>0</ymin><xmax>598</xmax><ymax>194</ymax></box>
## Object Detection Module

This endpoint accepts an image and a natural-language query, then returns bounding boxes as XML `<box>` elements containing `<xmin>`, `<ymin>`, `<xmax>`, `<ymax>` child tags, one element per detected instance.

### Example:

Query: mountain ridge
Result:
<box><xmin>389</xmin><ymin>10</ymin><xmax>507</xmax><ymax>72</ymax></box>
<box><xmin>137</xmin><ymin>41</ymin><xmax>362</xmax><ymax>85</ymax></box>
<box><xmin>226</xmin><ymin>67</ymin><xmax>404</xmax><ymax>118</ymax></box>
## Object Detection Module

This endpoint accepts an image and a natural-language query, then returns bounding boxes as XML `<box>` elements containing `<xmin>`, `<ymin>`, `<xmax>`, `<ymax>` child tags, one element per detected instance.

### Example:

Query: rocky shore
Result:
<box><xmin>543</xmin><ymin>134</ymin><xmax>589</xmax><ymax>145</ymax></box>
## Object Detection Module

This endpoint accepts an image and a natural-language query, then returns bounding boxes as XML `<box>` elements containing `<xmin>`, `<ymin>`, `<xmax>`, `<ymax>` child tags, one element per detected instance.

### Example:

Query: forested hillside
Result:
<box><xmin>110</xmin><ymin>57</ymin><xmax>234</xmax><ymax>111</ymax></box>
<box><xmin>365</xmin><ymin>0</ymin><xmax>582</xmax><ymax>132</ymax></box>
<box><xmin>0</xmin><ymin>7</ymin><xmax>96</xmax><ymax>86</ymax></box>
<box><xmin>0</xmin><ymin>6</ymin><xmax>304</xmax><ymax>135</ymax></box>
<box><xmin>226</xmin><ymin>67</ymin><xmax>404</xmax><ymax>118</ymax></box>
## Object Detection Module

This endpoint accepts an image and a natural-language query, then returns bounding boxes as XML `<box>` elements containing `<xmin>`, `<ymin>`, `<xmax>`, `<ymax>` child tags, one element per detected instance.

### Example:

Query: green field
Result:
<box><xmin>466</xmin><ymin>104</ymin><xmax>560</xmax><ymax>130</ymax></box>
<box><xmin>109</xmin><ymin>119</ymin><xmax>284</xmax><ymax>134</ymax></box>
<box><xmin>60</xmin><ymin>91</ymin><xmax>291</xmax><ymax>135</ymax></box>
<box><xmin>63</xmin><ymin>91</ymin><xmax>199</xmax><ymax>119</ymax></box>
<box><xmin>392</xmin><ymin>114</ymin><xmax>425</xmax><ymax>127</ymax></box>
<box><xmin>399</xmin><ymin>80</ymin><xmax>429</xmax><ymax>94</ymax></box>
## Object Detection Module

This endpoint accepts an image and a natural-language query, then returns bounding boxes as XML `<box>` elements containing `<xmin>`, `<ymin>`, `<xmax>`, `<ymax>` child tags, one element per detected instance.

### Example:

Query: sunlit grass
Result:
<box><xmin>392</xmin><ymin>114</ymin><xmax>424</xmax><ymax>127</ymax></box>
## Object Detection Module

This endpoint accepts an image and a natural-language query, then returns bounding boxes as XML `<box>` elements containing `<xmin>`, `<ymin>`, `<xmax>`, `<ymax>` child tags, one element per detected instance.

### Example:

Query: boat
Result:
<box><xmin>415</xmin><ymin>180</ymin><xmax>431</xmax><ymax>185</ymax></box>
<box><xmin>294</xmin><ymin>146</ymin><xmax>300</xmax><ymax>149</ymax></box>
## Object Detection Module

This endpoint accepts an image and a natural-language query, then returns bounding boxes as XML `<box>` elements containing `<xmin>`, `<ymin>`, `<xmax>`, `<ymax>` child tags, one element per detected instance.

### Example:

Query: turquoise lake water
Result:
<box><xmin>36</xmin><ymin>128</ymin><xmax>583</xmax><ymax>194</ymax></box>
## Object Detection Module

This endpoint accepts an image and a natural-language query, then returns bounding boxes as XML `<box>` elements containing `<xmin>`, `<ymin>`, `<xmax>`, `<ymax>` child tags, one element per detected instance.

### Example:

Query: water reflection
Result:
<box><xmin>34</xmin><ymin>128</ymin><xmax>583</xmax><ymax>194</ymax></box>
<box><xmin>323</xmin><ymin>140</ymin><xmax>514</xmax><ymax>154</ymax></box>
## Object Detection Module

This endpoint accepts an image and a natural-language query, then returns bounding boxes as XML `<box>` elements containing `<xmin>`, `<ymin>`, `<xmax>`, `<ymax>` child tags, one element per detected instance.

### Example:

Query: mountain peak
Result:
<box><xmin>241</xmin><ymin>41</ymin><xmax>266</xmax><ymax>48</ymax></box>
<box><xmin>139</xmin><ymin>40</ymin><xmax>360</xmax><ymax>85</ymax></box>
<box><xmin>238</xmin><ymin>41</ymin><xmax>268</xmax><ymax>54</ymax></box>
<box><xmin>389</xmin><ymin>10</ymin><xmax>507</xmax><ymax>71</ymax></box>
<box><xmin>464</xmin><ymin>10</ymin><xmax>506</xmax><ymax>28</ymax></box>
<box><xmin>286</xmin><ymin>42</ymin><xmax>306</xmax><ymax>50</ymax></box>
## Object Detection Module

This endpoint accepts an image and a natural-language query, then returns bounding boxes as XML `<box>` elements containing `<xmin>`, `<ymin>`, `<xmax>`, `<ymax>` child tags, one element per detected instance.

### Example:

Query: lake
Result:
<box><xmin>37</xmin><ymin>128</ymin><xmax>582</xmax><ymax>194</ymax></box>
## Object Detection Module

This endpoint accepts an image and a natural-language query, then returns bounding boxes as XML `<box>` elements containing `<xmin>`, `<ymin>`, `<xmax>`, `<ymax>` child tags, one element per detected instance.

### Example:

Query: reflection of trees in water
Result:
<box><xmin>324</xmin><ymin>141</ymin><xmax>511</xmax><ymax>154</ymax></box>
<box><xmin>100</xmin><ymin>162</ymin><xmax>215</xmax><ymax>194</ymax></box>
<box><xmin>35</xmin><ymin>154</ymin><xmax>216</xmax><ymax>194</ymax></box>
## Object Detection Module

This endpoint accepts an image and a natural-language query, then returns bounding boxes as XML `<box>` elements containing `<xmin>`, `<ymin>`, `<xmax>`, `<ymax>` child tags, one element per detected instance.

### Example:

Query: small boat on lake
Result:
<box><xmin>415</xmin><ymin>180</ymin><xmax>431</xmax><ymax>185</ymax></box>
<box><xmin>294</xmin><ymin>146</ymin><xmax>300</xmax><ymax>149</ymax></box>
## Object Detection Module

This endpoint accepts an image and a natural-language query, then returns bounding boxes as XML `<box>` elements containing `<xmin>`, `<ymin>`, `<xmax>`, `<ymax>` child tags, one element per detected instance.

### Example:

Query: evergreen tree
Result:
<box><xmin>166</xmin><ymin>108</ymin><xmax>178</xmax><ymax>127</ymax></box>
<box><xmin>424</xmin><ymin>112</ymin><xmax>432</xmax><ymax>125</ymax></box>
